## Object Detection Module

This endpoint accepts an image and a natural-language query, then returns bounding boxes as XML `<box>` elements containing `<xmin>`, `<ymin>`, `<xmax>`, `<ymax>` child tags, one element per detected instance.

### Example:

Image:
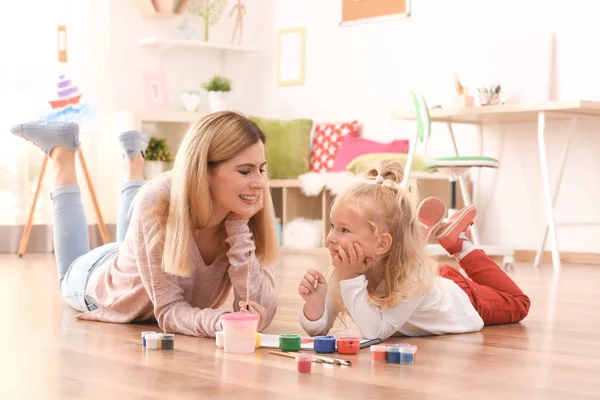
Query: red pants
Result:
<box><xmin>438</xmin><ymin>250</ymin><xmax>531</xmax><ymax>326</ymax></box>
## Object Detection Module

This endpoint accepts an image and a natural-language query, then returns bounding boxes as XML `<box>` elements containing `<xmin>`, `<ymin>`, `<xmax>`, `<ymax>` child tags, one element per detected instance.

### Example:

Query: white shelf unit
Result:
<box><xmin>138</xmin><ymin>111</ymin><xmax>206</xmax><ymax>124</ymax></box>
<box><xmin>138</xmin><ymin>37</ymin><xmax>261</xmax><ymax>53</ymax></box>
<box><xmin>136</xmin><ymin>35</ymin><xmax>261</xmax><ymax>163</ymax></box>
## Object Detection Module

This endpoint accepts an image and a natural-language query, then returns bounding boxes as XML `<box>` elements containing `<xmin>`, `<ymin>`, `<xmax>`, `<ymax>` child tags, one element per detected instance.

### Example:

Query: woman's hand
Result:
<box><xmin>239</xmin><ymin>300</ymin><xmax>269</xmax><ymax>331</ymax></box>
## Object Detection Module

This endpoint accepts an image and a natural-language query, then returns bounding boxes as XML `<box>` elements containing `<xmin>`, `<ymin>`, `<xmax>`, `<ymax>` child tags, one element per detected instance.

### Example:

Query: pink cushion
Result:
<box><xmin>330</xmin><ymin>135</ymin><xmax>409</xmax><ymax>172</ymax></box>
<box><xmin>310</xmin><ymin>120</ymin><xmax>361</xmax><ymax>173</ymax></box>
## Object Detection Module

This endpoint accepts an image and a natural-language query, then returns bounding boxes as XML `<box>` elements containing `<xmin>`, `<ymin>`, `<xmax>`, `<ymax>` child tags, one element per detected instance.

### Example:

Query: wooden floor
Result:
<box><xmin>1</xmin><ymin>253</ymin><xmax>599</xmax><ymax>399</ymax></box>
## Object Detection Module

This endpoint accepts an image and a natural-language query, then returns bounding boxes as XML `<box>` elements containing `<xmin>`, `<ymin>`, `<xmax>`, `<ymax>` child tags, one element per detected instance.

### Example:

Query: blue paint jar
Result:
<box><xmin>141</xmin><ymin>331</ymin><xmax>156</xmax><ymax>347</ymax></box>
<box><xmin>400</xmin><ymin>346</ymin><xmax>417</xmax><ymax>364</ymax></box>
<box><xmin>386</xmin><ymin>346</ymin><xmax>400</xmax><ymax>363</ymax></box>
<box><xmin>313</xmin><ymin>335</ymin><xmax>336</xmax><ymax>354</ymax></box>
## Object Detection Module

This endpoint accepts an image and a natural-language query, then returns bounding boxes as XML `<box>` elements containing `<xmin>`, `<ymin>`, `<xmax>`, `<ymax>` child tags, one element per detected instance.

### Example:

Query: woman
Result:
<box><xmin>11</xmin><ymin>111</ymin><xmax>280</xmax><ymax>337</ymax></box>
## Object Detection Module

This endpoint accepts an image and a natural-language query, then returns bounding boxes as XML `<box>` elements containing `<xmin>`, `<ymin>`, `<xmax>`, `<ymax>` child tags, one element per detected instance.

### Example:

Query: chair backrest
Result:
<box><xmin>409</xmin><ymin>91</ymin><xmax>432</xmax><ymax>143</ymax></box>
<box><xmin>401</xmin><ymin>91</ymin><xmax>433</xmax><ymax>189</ymax></box>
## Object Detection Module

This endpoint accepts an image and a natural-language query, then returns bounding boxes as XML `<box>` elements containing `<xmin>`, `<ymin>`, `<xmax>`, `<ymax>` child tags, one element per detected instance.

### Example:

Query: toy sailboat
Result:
<box><xmin>48</xmin><ymin>74</ymin><xmax>83</xmax><ymax>109</ymax></box>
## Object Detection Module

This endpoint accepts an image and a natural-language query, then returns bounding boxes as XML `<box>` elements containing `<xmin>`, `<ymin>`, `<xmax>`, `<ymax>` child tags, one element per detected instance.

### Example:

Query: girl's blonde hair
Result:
<box><xmin>331</xmin><ymin>159</ymin><xmax>439</xmax><ymax>309</ymax></box>
<box><xmin>142</xmin><ymin>111</ymin><xmax>279</xmax><ymax>277</ymax></box>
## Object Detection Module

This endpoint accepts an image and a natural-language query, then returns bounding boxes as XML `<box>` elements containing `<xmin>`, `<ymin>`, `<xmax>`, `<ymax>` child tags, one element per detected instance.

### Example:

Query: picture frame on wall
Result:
<box><xmin>142</xmin><ymin>71</ymin><xmax>168</xmax><ymax>111</ymax></box>
<box><xmin>276</xmin><ymin>27</ymin><xmax>306</xmax><ymax>87</ymax></box>
<box><xmin>340</xmin><ymin>0</ymin><xmax>411</xmax><ymax>26</ymax></box>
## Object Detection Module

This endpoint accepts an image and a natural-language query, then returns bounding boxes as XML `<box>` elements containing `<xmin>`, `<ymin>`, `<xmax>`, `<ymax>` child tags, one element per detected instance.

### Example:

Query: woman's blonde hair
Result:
<box><xmin>143</xmin><ymin>111</ymin><xmax>279</xmax><ymax>277</ymax></box>
<box><xmin>331</xmin><ymin>159</ymin><xmax>439</xmax><ymax>309</ymax></box>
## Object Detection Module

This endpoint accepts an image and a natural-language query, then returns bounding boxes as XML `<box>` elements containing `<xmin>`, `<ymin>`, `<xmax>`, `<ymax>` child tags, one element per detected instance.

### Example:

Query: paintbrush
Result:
<box><xmin>269</xmin><ymin>350</ymin><xmax>321</xmax><ymax>362</ymax></box>
<box><xmin>246</xmin><ymin>250</ymin><xmax>251</xmax><ymax>310</ymax></box>
<box><xmin>269</xmin><ymin>351</ymin><xmax>352</xmax><ymax>366</ymax></box>
<box><xmin>312</xmin><ymin>354</ymin><xmax>352</xmax><ymax>366</ymax></box>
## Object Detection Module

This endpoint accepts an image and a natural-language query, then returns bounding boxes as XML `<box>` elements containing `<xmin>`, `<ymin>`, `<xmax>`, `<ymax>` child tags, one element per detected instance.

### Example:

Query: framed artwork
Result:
<box><xmin>341</xmin><ymin>0</ymin><xmax>411</xmax><ymax>26</ymax></box>
<box><xmin>142</xmin><ymin>71</ymin><xmax>168</xmax><ymax>110</ymax></box>
<box><xmin>276</xmin><ymin>27</ymin><xmax>305</xmax><ymax>87</ymax></box>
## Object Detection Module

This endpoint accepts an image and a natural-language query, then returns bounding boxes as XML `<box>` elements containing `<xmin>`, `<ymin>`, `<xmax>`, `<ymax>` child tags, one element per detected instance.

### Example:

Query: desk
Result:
<box><xmin>392</xmin><ymin>100</ymin><xmax>600</xmax><ymax>271</ymax></box>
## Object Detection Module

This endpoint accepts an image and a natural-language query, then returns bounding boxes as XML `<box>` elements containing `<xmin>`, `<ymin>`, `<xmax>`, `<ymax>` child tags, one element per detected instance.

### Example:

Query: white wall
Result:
<box><xmin>85</xmin><ymin>0</ymin><xmax>274</xmax><ymax>224</ymax></box>
<box><xmin>104</xmin><ymin>0</ymin><xmax>272</xmax><ymax>115</ymax></box>
<box><xmin>266</xmin><ymin>0</ymin><xmax>600</xmax><ymax>253</ymax></box>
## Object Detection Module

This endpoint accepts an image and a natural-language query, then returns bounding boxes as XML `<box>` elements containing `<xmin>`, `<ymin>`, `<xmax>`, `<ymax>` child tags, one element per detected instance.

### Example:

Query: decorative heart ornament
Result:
<box><xmin>180</xmin><ymin>92</ymin><xmax>201</xmax><ymax>112</ymax></box>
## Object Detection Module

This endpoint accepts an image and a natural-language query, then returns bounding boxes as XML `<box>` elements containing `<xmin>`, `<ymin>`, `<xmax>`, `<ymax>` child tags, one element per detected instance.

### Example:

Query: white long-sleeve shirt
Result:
<box><xmin>299</xmin><ymin>275</ymin><xmax>484</xmax><ymax>339</ymax></box>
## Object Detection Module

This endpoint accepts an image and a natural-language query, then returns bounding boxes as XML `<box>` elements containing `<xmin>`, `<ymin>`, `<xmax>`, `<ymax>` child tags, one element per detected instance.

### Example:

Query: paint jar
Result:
<box><xmin>141</xmin><ymin>331</ymin><xmax>156</xmax><ymax>347</ymax></box>
<box><xmin>215</xmin><ymin>331</ymin><xmax>224</xmax><ymax>348</ymax></box>
<box><xmin>337</xmin><ymin>337</ymin><xmax>360</xmax><ymax>355</ymax></box>
<box><xmin>386</xmin><ymin>346</ymin><xmax>400</xmax><ymax>363</ymax></box>
<box><xmin>220</xmin><ymin>312</ymin><xmax>260</xmax><ymax>354</ymax></box>
<box><xmin>394</xmin><ymin>343</ymin><xmax>417</xmax><ymax>362</ymax></box>
<box><xmin>279</xmin><ymin>334</ymin><xmax>302</xmax><ymax>352</ymax></box>
<box><xmin>255</xmin><ymin>333</ymin><xmax>261</xmax><ymax>349</ymax></box>
<box><xmin>313</xmin><ymin>335</ymin><xmax>336</xmax><ymax>354</ymax></box>
<box><xmin>400</xmin><ymin>345</ymin><xmax>417</xmax><ymax>364</ymax></box>
<box><xmin>145</xmin><ymin>333</ymin><xmax>161</xmax><ymax>350</ymax></box>
<box><xmin>296</xmin><ymin>354</ymin><xmax>312</xmax><ymax>373</ymax></box>
<box><xmin>160</xmin><ymin>333</ymin><xmax>175</xmax><ymax>350</ymax></box>
<box><xmin>370</xmin><ymin>345</ymin><xmax>387</xmax><ymax>363</ymax></box>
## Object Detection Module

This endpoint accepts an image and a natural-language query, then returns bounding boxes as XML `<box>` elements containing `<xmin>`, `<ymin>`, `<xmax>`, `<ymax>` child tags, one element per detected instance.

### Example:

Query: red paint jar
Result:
<box><xmin>370</xmin><ymin>345</ymin><xmax>387</xmax><ymax>362</ymax></box>
<box><xmin>337</xmin><ymin>337</ymin><xmax>360</xmax><ymax>355</ymax></box>
<box><xmin>296</xmin><ymin>354</ymin><xmax>312</xmax><ymax>373</ymax></box>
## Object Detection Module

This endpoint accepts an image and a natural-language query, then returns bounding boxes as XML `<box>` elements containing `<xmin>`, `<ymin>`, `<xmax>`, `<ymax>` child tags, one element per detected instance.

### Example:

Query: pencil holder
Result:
<box><xmin>479</xmin><ymin>92</ymin><xmax>500</xmax><ymax>106</ymax></box>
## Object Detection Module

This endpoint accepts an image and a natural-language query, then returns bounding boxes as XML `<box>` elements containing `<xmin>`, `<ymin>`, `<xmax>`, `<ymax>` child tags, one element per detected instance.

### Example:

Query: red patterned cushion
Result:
<box><xmin>310</xmin><ymin>121</ymin><xmax>360</xmax><ymax>173</ymax></box>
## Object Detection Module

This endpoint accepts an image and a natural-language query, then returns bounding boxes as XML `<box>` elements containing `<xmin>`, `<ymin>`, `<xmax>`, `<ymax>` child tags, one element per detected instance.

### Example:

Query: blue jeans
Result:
<box><xmin>52</xmin><ymin>180</ymin><xmax>144</xmax><ymax>312</ymax></box>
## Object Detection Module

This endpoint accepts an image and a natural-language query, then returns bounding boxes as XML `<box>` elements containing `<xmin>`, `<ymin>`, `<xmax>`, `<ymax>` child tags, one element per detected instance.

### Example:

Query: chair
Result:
<box><xmin>402</xmin><ymin>91</ymin><xmax>514</xmax><ymax>268</ymax></box>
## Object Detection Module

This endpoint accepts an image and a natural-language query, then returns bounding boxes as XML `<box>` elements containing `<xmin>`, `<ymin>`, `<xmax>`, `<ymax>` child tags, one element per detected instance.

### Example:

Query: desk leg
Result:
<box><xmin>536</xmin><ymin>112</ymin><xmax>561</xmax><ymax>271</ymax></box>
<box><xmin>534</xmin><ymin>117</ymin><xmax>577</xmax><ymax>268</ymax></box>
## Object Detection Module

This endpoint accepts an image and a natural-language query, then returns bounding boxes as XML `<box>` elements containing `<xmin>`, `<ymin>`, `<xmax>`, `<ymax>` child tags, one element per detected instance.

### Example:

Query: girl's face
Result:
<box><xmin>326</xmin><ymin>202</ymin><xmax>381</xmax><ymax>261</ymax></box>
<box><xmin>208</xmin><ymin>141</ymin><xmax>267</xmax><ymax>222</ymax></box>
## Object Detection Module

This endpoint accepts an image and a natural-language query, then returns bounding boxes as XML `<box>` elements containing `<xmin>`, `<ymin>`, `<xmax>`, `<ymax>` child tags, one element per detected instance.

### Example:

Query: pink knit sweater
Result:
<box><xmin>77</xmin><ymin>178</ymin><xmax>278</xmax><ymax>337</ymax></box>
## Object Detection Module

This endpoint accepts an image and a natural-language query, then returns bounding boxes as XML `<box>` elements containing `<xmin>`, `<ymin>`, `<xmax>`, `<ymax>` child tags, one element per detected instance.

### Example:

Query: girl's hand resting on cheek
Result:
<box><xmin>298</xmin><ymin>269</ymin><xmax>328</xmax><ymax>321</ymax></box>
<box><xmin>239</xmin><ymin>300</ymin><xmax>269</xmax><ymax>332</ymax></box>
<box><xmin>333</xmin><ymin>242</ymin><xmax>373</xmax><ymax>281</ymax></box>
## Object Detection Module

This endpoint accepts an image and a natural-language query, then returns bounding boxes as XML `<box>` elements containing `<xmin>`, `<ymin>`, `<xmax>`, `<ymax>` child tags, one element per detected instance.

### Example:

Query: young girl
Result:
<box><xmin>298</xmin><ymin>160</ymin><xmax>530</xmax><ymax>339</ymax></box>
<box><xmin>11</xmin><ymin>111</ymin><xmax>279</xmax><ymax>337</ymax></box>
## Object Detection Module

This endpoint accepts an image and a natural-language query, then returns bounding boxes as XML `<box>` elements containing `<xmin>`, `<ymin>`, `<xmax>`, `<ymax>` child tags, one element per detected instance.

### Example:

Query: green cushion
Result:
<box><xmin>345</xmin><ymin>153</ymin><xmax>432</xmax><ymax>175</ymax></box>
<box><xmin>249</xmin><ymin>116</ymin><xmax>313</xmax><ymax>179</ymax></box>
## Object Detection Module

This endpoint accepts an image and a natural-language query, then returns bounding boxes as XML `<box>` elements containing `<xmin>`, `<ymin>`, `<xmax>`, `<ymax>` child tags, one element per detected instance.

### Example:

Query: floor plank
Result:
<box><xmin>0</xmin><ymin>253</ymin><xmax>599</xmax><ymax>399</ymax></box>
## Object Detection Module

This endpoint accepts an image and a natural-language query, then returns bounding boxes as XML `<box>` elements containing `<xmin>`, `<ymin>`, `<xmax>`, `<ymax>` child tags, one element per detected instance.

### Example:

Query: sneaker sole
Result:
<box><xmin>119</xmin><ymin>131</ymin><xmax>150</xmax><ymax>142</ymax></box>
<box><xmin>435</xmin><ymin>205</ymin><xmax>477</xmax><ymax>241</ymax></box>
<box><xmin>417</xmin><ymin>197</ymin><xmax>447</xmax><ymax>240</ymax></box>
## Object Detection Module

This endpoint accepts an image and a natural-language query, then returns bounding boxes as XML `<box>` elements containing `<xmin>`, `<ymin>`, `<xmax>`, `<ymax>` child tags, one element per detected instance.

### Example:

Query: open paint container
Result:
<box><xmin>337</xmin><ymin>337</ymin><xmax>360</xmax><ymax>355</ymax></box>
<box><xmin>313</xmin><ymin>335</ymin><xmax>336</xmax><ymax>354</ymax></box>
<box><xmin>220</xmin><ymin>312</ymin><xmax>259</xmax><ymax>354</ymax></box>
<box><xmin>279</xmin><ymin>334</ymin><xmax>302</xmax><ymax>352</ymax></box>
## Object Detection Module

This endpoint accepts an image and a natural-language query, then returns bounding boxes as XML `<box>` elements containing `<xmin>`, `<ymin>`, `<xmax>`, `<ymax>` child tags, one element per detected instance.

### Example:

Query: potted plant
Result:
<box><xmin>201</xmin><ymin>75</ymin><xmax>232</xmax><ymax>112</ymax></box>
<box><xmin>144</xmin><ymin>136</ymin><xmax>174</xmax><ymax>179</ymax></box>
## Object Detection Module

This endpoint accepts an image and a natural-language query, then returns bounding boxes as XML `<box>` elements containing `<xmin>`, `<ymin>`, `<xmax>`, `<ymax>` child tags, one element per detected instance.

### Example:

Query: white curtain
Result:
<box><xmin>0</xmin><ymin>0</ymin><xmax>96</xmax><ymax>252</ymax></box>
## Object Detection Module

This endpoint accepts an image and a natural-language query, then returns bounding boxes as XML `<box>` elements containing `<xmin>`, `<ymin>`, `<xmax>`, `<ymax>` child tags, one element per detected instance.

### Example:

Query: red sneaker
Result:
<box><xmin>435</xmin><ymin>205</ymin><xmax>476</xmax><ymax>255</ymax></box>
<box><xmin>417</xmin><ymin>197</ymin><xmax>446</xmax><ymax>241</ymax></box>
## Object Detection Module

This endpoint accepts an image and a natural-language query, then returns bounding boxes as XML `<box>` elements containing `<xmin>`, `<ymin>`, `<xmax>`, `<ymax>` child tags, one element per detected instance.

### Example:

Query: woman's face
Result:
<box><xmin>208</xmin><ymin>141</ymin><xmax>267</xmax><ymax>222</ymax></box>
